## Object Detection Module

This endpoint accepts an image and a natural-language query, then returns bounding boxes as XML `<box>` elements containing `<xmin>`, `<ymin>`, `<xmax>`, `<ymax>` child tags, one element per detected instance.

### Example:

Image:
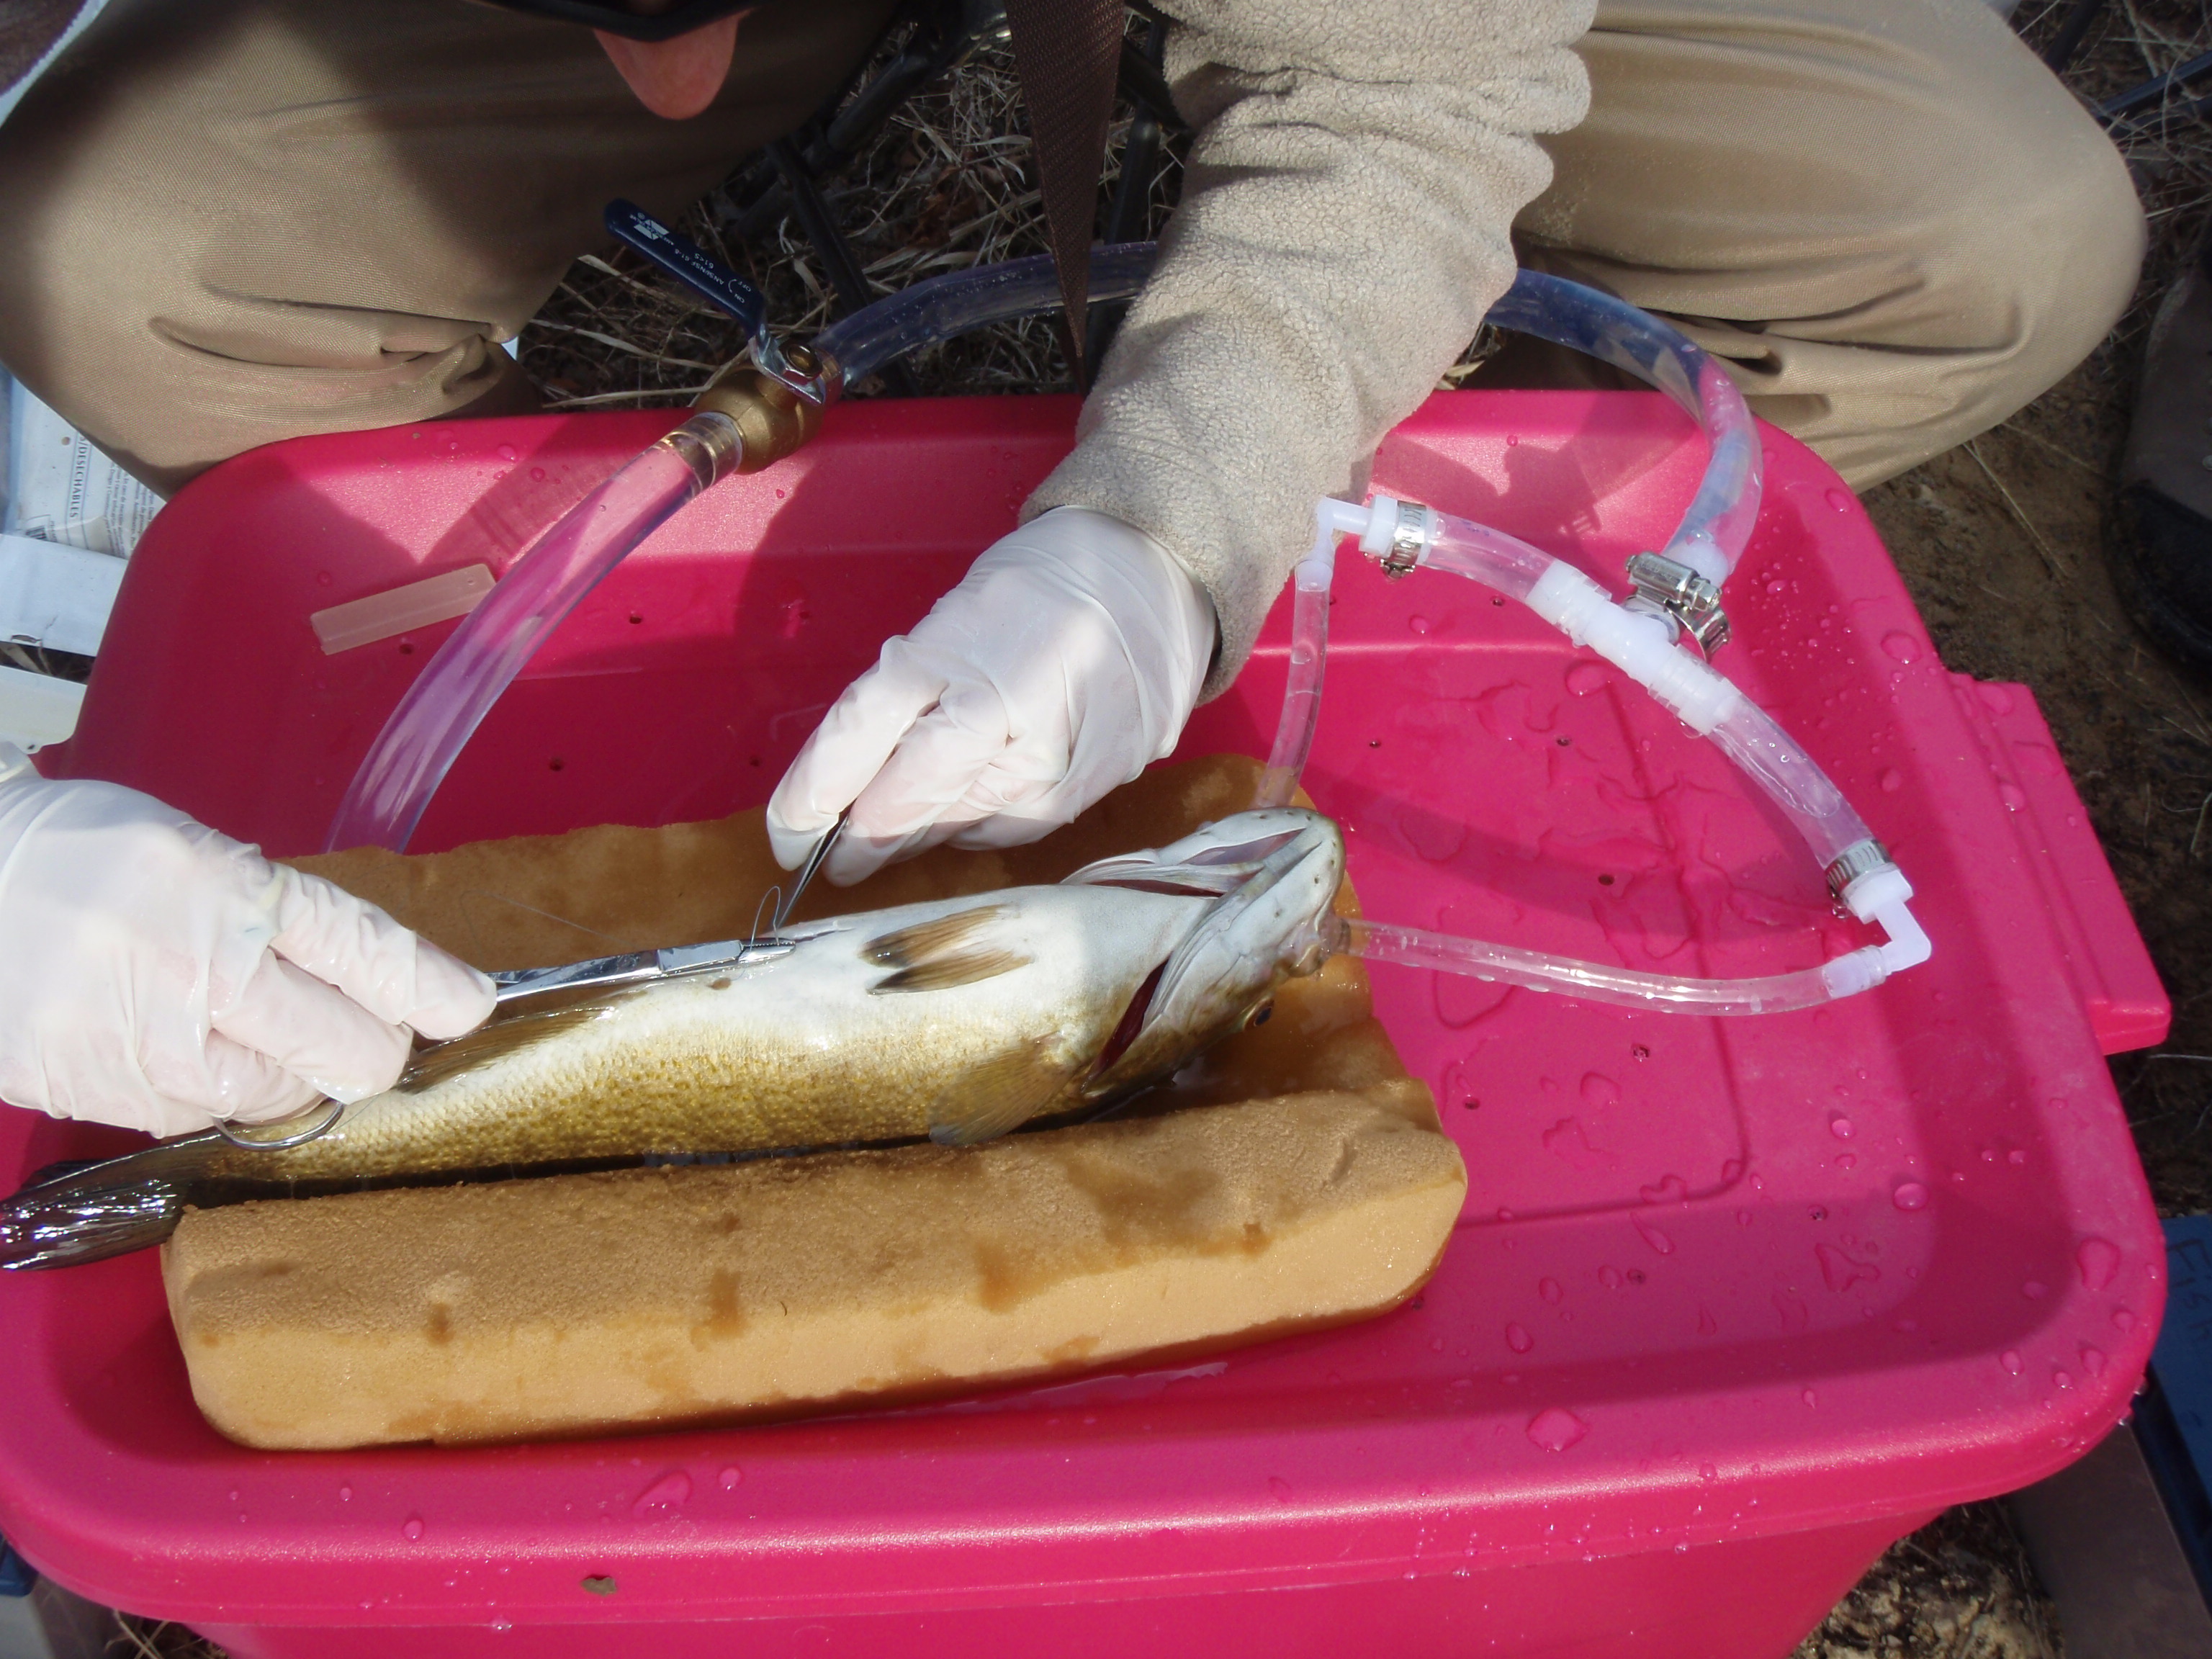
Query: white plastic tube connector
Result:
<box><xmin>1522</xmin><ymin>563</ymin><xmax>1743</xmax><ymax>736</ymax></box>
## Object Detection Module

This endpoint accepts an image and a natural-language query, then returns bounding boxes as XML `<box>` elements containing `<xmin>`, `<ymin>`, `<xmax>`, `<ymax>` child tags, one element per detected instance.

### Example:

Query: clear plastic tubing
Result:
<box><xmin>325</xmin><ymin>250</ymin><xmax>1748</xmax><ymax>855</ymax></box>
<box><xmin>1487</xmin><ymin>269</ymin><xmax>1763</xmax><ymax>585</ymax></box>
<box><xmin>1304</xmin><ymin>499</ymin><xmax>1923</xmax><ymax>1013</ymax></box>
<box><xmin>1252</xmin><ymin>276</ymin><xmax>1925</xmax><ymax>1011</ymax></box>
<box><xmin>323</xmin><ymin>418</ymin><xmax>729</xmax><ymax>853</ymax></box>
<box><xmin>326</xmin><ymin>246</ymin><xmax>1161</xmax><ymax>855</ymax></box>
<box><xmin>812</xmin><ymin>243</ymin><xmax>1156</xmax><ymax>390</ymax></box>
<box><xmin>1338</xmin><ymin>918</ymin><xmax>1863</xmax><ymax>1017</ymax></box>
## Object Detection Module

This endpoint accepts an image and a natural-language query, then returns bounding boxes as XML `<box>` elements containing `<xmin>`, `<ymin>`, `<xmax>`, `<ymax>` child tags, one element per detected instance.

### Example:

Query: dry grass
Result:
<box><xmin>1794</xmin><ymin>1503</ymin><xmax>2065</xmax><ymax>1659</ymax></box>
<box><xmin>518</xmin><ymin>32</ymin><xmax>1185</xmax><ymax>409</ymax></box>
<box><xmin>111</xmin><ymin>1611</ymin><xmax>222</xmax><ymax>1658</ymax></box>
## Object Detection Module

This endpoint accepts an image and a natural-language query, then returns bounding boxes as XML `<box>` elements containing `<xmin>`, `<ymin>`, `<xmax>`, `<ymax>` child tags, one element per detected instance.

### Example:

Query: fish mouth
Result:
<box><xmin>1070</xmin><ymin>809</ymin><xmax>1346</xmax><ymax>1098</ymax></box>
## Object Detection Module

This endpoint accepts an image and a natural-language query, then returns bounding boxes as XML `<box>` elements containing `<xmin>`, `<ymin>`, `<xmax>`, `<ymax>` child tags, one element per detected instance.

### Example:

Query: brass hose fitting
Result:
<box><xmin>690</xmin><ymin>343</ymin><xmax>827</xmax><ymax>475</ymax></box>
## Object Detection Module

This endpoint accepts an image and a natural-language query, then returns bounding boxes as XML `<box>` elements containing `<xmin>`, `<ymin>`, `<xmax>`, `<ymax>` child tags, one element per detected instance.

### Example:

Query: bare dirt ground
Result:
<box><xmin>120</xmin><ymin>5</ymin><xmax>2212</xmax><ymax>1655</ymax></box>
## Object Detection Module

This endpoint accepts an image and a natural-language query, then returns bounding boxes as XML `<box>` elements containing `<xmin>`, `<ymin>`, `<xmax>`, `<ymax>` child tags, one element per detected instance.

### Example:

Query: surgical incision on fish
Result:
<box><xmin>0</xmin><ymin>809</ymin><xmax>1345</xmax><ymax>1267</ymax></box>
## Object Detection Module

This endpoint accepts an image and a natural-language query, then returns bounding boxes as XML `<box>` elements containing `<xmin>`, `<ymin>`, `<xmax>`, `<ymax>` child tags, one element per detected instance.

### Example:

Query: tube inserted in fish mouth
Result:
<box><xmin>0</xmin><ymin>809</ymin><xmax>1346</xmax><ymax>1268</ymax></box>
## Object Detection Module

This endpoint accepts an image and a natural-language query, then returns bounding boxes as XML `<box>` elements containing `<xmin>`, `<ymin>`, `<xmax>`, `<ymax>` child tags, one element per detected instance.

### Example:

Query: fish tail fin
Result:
<box><xmin>929</xmin><ymin>1035</ymin><xmax>1082</xmax><ymax>1147</ymax></box>
<box><xmin>0</xmin><ymin>1139</ymin><xmax>216</xmax><ymax>1269</ymax></box>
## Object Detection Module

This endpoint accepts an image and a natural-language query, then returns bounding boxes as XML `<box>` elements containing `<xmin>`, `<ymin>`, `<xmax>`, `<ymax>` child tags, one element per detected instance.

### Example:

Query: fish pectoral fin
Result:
<box><xmin>928</xmin><ymin>1037</ymin><xmax>1081</xmax><ymax>1147</ymax></box>
<box><xmin>871</xmin><ymin>948</ymin><xmax>1033</xmax><ymax>994</ymax></box>
<box><xmin>865</xmin><ymin>904</ymin><xmax>1032</xmax><ymax>994</ymax></box>
<box><xmin>398</xmin><ymin>999</ymin><xmax>627</xmax><ymax>1093</ymax></box>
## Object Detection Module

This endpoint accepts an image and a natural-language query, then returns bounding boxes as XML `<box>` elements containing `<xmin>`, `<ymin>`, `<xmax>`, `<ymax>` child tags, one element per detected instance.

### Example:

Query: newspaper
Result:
<box><xmin>4</xmin><ymin>377</ymin><xmax>163</xmax><ymax>558</ymax></box>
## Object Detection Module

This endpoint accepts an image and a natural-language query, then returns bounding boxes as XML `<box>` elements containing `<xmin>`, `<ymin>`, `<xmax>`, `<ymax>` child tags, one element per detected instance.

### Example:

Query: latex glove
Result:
<box><xmin>768</xmin><ymin>507</ymin><xmax>1215</xmax><ymax>884</ymax></box>
<box><xmin>0</xmin><ymin>745</ymin><xmax>495</xmax><ymax>1139</ymax></box>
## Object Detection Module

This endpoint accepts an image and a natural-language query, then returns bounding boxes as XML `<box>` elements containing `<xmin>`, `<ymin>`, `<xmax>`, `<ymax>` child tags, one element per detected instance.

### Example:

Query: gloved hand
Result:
<box><xmin>768</xmin><ymin>507</ymin><xmax>1215</xmax><ymax>884</ymax></box>
<box><xmin>0</xmin><ymin>745</ymin><xmax>495</xmax><ymax>1139</ymax></box>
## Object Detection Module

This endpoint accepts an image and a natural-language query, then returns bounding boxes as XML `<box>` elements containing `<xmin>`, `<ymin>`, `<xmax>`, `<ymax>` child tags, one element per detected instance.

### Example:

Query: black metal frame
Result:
<box><xmin>709</xmin><ymin>0</ymin><xmax>1182</xmax><ymax>392</ymax></box>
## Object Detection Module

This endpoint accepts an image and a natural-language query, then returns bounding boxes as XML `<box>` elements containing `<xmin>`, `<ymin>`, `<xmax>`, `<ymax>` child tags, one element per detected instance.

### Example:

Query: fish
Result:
<box><xmin>0</xmin><ymin>809</ymin><xmax>1346</xmax><ymax>1268</ymax></box>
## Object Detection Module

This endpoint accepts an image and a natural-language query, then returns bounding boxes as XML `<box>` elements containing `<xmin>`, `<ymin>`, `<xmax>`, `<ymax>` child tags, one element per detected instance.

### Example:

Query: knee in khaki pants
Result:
<box><xmin>1527</xmin><ymin>0</ymin><xmax>2145</xmax><ymax>487</ymax></box>
<box><xmin>0</xmin><ymin>0</ymin><xmax>891</xmax><ymax>494</ymax></box>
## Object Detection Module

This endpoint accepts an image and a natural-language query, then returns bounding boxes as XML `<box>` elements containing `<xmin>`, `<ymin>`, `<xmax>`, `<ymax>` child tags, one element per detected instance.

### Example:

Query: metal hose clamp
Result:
<box><xmin>1624</xmin><ymin>552</ymin><xmax>1731</xmax><ymax>655</ymax></box>
<box><xmin>1381</xmin><ymin>499</ymin><xmax>1428</xmax><ymax>580</ymax></box>
<box><xmin>1822</xmin><ymin>837</ymin><xmax>1894</xmax><ymax>902</ymax></box>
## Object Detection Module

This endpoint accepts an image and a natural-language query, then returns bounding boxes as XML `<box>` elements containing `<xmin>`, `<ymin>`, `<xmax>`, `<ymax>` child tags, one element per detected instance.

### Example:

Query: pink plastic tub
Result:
<box><xmin>9</xmin><ymin>392</ymin><xmax>2169</xmax><ymax>1658</ymax></box>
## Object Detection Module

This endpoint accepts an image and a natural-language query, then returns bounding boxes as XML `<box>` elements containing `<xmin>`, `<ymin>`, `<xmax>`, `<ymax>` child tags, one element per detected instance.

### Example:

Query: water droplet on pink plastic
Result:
<box><xmin>2077</xmin><ymin>1237</ymin><xmax>2121</xmax><ymax>1292</ymax></box>
<box><xmin>1268</xmin><ymin>1476</ymin><xmax>1292</xmax><ymax>1502</ymax></box>
<box><xmin>1892</xmin><ymin>1182</ymin><xmax>1930</xmax><ymax>1211</ymax></box>
<box><xmin>1633</xmin><ymin>1219</ymin><xmax>1674</xmax><ymax>1256</ymax></box>
<box><xmin>1599</xmin><ymin>1266</ymin><xmax>1622</xmax><ymax>1290</ymax></box>
<box><xmin>1527</xmin><ymin>1408</ymin><xmax>1588</xmax><ymax>1452</ymax></box>
<box><xmin>1506</xmin><ymin>1323</ymin><xmax>1534</xmax><ymax>1354</ymax></box>
<box><xmin>1640</xmin><ymin>1174</ymin><xmax>1689</xmax><ymax>1205</ymax></box>
<box><xmin>529</xmin><ymin>465</ymin><xmax>547</xmax><ymax>482</ymax></box>
<box><xmin>1825</xmin><ymin>487</ymin><xmax>1853</xmax><ymax>512</ymax></box>
<box><xmin>1829</xmin><ymin>1115</ymin><xmax>1854</xmax><ymax>1141</ymax></box>
<box><xmin>1881</xmin><ymin>632</ymin><xmax>1922</xmax><ymax>664</ymax></box>
<box><xmin>1580</xmin><ymin>1072</ymin><xmax>1620</xmax><ymax>1109</ymax></box>
<box><xmin>1998</xmin><ymin>782</ymin><xmax>2027</xmax><ymax>811</ymax></box>
<box><xmin>1565</xmin><ymin>662</ymin><xmax>1609</xmax><ymax>697</ymax></box>
<box><xmin>718</xmin><ymin>1466</ymin><xmax>743</xmax><ymax>1491</ymax></box>
<box><xmin>1835</xmin><ymin>1153</ymin><xmax>1857</xmax><ymax>1170</ymax></box>
<box><xmin>2078</xmin><ymin>1345</ymin><xmax>2107</xmax><ymax>1377</ymax></box>
<box><xmin>495</xmin><ymin>444</ymin><xmax>518</xmax><ymax>462</ymax></box>
<box><xmin>2053</xmin><ymin>1370</ymin><xmax>2074</xmax><ymax>1390</ymax></box>
<box><xmin>1816</xmin><ymin>1243</ymin><xmax>1881</xmax><ymax>1292</ymax></box>
<box><xmin>1408</xmin><ymin>615</ymin><xmax>1431</xmax><ymax>636</ymax></box>
<box><xmin>2023</xmin><ymin>1280</ymin><xmax>2048</xmax><ymax>1300</ymax></box>
<box><xmin>1802</xmin><ymin>1389</ymin><xmax>1818</xmax><ymax>1408</ymax></box>
<box><xmin>1736</xmin><ymin>1209</ymin><xmax>1753</xmax><ymax>1227</ymax></box>
<box><xmin>228</xmin><ymin>1490</ymin><xmax>240</xmax><ymax>1503</ymax></box>
<box><xmin>1699</xmin><ymin>1462</ymin><xmax>1718</xmax><ymax>1480</ymax></box>
<box><xmin>2113</xmin><ymin>1307</ymin><xmax>2136</xmax><ymax>1334</ymax></box>
<box><xmin>632</xmin><ymin>1470</ymin><xmax>692</xmax><ymax>1516</ymax></box>
<box><xmin>338</xmin><ymin>1486</ymin><xmax>352</xmax><ymax>1502</ymax></box>
<box><xmin>1976</xmin><ymin>682</ymin><xmax>2015</xmax><ymax>714</ymax></box>
<box><xmin>403</xmin><ymin>1516</ymin><xmax>426</xmax><ymax>1541</ymax></box>
<box><xmin>1879</xmin><ymin>768</ymin><xmax>1904</xmax><ymax>793</ymax></box>
<box><xmin>2001</xmin><ymin>1351</ymin><xmax>2023</xmax><ymax>1375</ymax></box>
<box><xmin>2008</xmin><ymin>1148</ymin><xmax>2026</xmax><ymax>1166</ymax></box>
<box><xmin>1538</xmin><ymin>1277</ymin><xmax>1564</xmax><ymax>1305</ymax></box>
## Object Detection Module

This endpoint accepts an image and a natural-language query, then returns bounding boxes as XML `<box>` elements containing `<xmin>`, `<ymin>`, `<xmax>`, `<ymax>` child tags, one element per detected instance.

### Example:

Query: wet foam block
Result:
<box><xmin>166</xmin><ymin>1082</ymin><xmax>1462</xmax><ymax>1449</ymax></box>
<box><xmin>163</xmin><ymin>756</ymin><xmax>1465</xmax><ymax>1448</ymax></box>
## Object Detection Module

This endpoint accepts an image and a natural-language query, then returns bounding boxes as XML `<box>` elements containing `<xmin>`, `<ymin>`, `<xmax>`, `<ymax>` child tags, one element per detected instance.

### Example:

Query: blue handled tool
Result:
<box><xmin>603</xmin><ymin>198</ymin><xmax>768</xmax><ymax>338</ymax></box>
<box><xmin>602</xmin><ymin>199</ymin><xmax>824</xmax><ymax>400</ymax></box>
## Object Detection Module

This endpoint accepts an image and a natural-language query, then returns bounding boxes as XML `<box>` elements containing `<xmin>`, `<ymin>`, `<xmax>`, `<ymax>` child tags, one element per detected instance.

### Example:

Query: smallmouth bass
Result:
<box><xmin>0</xmin><ymin>809</ymin><xmax>1344</xmax><ymax>1267</ymax></box>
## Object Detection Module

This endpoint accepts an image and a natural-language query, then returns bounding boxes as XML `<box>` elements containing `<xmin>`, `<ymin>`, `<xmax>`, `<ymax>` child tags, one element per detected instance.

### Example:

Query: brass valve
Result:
<box><xmin>689</xmin><ymin>343</ymin><xmax>829</xmax><ymax>474</ymax></box>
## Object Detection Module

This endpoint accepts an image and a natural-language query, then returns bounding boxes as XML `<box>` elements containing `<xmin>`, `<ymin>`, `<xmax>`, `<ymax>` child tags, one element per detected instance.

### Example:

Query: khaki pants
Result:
<box><xmin>0</xmin><ymin>0</ymin><xmax>2143</xmax><ymax>494</ymax></box>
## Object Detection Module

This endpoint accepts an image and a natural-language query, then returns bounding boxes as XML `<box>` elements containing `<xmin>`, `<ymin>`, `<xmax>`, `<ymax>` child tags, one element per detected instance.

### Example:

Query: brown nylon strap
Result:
<box><xmin>1000</xmin><ymin>0</ymin><xmax>1125</xmax><ymax>381</ymax></box>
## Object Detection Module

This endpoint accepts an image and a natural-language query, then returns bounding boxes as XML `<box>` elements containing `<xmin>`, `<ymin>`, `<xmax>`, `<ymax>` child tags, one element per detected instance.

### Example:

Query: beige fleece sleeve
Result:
<box><xmin>1025</xmin><ymin>0</ymin><xmax>1595</xmax><ymax>697</ymax></box>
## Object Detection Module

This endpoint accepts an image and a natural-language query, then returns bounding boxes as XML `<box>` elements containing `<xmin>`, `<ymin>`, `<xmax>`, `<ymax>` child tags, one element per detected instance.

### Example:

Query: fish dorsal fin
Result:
<box><xmin>929</xmin><ymin>1035</ymin><xmax>1080</xmax><ymax>1146</ymax></box>
<box><xmin>864</xmin><ymin>904</ymin><xmax>1033</xmax><ymax>994</ymax></box>
<box><xmin>396</xmin><ymin>999</ymin><xmax>629</xmax><ymax>1094</ymax></box>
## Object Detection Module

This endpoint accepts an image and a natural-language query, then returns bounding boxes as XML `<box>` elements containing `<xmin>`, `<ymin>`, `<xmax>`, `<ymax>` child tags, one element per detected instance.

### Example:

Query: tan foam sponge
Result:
<box><xmin>163</xmin><ymin>756</ymin><xmax>1466</xmax><ymax>1449</ymax></box>
<box><xmin>166</xmin><ymin>1082</ymin><xmax>1463</xmax><ymax>1449</ymax></box>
